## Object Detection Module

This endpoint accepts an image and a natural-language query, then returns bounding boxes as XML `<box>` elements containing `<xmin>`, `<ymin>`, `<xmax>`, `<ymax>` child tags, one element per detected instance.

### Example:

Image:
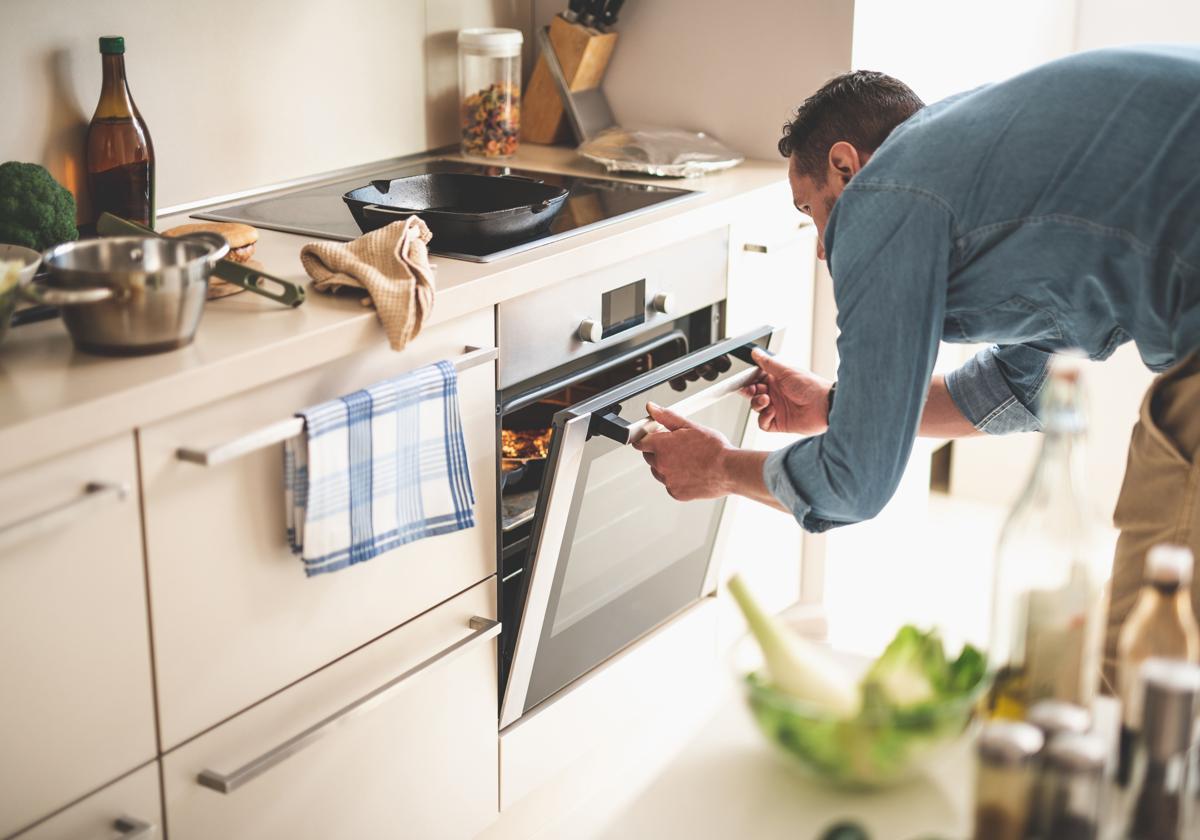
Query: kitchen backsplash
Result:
<box><xmin>1</xmin><ymin>0</ymin><xmax>531</xmax><ymax>213</ymax></box>
<box><xmin>532</xmin><ymin>0</ymin><xmax>854</xmax><ymax>161</ymax></box>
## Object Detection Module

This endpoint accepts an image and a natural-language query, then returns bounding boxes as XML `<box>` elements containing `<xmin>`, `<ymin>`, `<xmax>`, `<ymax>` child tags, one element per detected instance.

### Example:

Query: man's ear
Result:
<box><xmin>827</xmin><ymin>141</ymin><xmax>867</xmax><ymax>185</ymax></box>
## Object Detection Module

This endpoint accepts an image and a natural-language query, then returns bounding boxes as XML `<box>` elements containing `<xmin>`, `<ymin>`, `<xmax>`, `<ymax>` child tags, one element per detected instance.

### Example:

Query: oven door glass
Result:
<box><xmin>500</xmin><ymin>325</ymin><xmax>784</xmax><ymax>727</ymax></box>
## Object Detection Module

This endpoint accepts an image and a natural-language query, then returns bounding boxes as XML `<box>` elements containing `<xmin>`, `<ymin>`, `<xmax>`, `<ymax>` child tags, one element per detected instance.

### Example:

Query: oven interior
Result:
<box><xmin>496</xmin><ymin>308</ymin><xmax>719</xmax><ymax>699</ymax></box>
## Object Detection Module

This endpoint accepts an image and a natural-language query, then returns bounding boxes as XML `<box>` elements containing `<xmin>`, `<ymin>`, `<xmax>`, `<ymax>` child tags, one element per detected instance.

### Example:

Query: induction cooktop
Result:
<box><xmin>195</xmin><ymin>159</ymin><xmax>699</xmax><ymax>263</ymax></box>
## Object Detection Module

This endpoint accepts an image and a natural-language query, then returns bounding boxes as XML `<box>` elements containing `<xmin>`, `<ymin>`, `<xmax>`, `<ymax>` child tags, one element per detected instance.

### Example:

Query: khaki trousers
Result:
<box><xmin>1105</xmin><ymin>352</ymin><xmax>1200</xmax><ymax>684</ymax></box>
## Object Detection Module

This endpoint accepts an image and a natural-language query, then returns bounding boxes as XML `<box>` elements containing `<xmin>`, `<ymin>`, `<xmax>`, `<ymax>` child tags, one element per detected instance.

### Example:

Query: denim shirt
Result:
<box><xmin>764</xmin><ymin>45</ymin><xmax>1200</xmax><ymax>532</ymax></box>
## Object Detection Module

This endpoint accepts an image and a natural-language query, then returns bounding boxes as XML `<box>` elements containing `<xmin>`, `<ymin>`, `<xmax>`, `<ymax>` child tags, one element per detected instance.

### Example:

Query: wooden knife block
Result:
<box><xmin>523</xmin><ymin>16</ymin><xmax>618</xmax><ymax>145</ymax></box>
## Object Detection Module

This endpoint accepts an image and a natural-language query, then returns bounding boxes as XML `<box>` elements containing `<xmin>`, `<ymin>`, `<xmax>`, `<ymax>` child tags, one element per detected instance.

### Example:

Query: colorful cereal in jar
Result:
<box><xmin>461</xmin><ymin>82</ymin><xmax>520</xmax><ymax>158</ymax></box>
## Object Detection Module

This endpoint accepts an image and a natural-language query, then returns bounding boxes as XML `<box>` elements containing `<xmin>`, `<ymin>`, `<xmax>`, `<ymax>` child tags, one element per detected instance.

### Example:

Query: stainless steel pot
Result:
<box><xmin>32</xmin><ymin>234</ymin><xmax>229</xmax><ymax>355</ymax></box>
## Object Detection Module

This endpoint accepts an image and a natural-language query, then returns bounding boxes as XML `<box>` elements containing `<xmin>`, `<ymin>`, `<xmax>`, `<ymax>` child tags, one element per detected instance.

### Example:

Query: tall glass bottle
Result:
<box><xmin>1116</xmin><ymin>545</ymin><xmax>1200</xmax><ymax>786</ymax></box>
<box><xmin>985</xmin><ymin>361</ymin><xmax>1110</xmax><ymax>720</ymax></box>
<box><xmin>85</xmin><ymin>36</ymin><xmax>155</xmax><ymax>228</ymax></box>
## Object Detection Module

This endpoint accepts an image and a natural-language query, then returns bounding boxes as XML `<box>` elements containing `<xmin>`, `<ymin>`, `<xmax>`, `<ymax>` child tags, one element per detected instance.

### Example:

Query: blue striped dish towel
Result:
<box><xmin>284</xmin><ymin>360</ymin><xmax>475</xmax><ymax>577</ymax></box>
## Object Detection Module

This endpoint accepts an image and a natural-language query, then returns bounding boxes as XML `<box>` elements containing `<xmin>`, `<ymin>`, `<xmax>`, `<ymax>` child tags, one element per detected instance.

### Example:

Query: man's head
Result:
<box><xmin>781</xmin><ymin>71</ymin><xmax>924</xmax><ymax>258</ymax></box>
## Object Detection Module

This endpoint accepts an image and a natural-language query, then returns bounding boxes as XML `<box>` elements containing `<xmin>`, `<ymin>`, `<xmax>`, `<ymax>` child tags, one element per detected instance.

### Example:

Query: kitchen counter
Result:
<box><xmin>574</xmin><ymin>683</ymin><xmax>1125</xmax><ymax>840</ymax></box>
<box><xmin>576</xmin><ymin>680</ymin><xmax>973</xmax><ymax>840</ymax></box>
<box><xmin>0</xmin><ymin>145</ymin><xmax>788</xmax><ymax>474</ymax></box>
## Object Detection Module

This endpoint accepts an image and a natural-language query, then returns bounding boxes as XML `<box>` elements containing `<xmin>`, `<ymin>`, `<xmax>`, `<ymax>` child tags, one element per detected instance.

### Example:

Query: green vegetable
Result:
<box><xmin>0</xmin><ymin>161</ymin><xmax>79</xmax><ymax>250</ymax></box>
<box><xmin>730</xmin><ymin>575</ymin><xmax>988</xmax><ymax>788</ymax></box>
<box><xmin>728</xmin><ymin>573</ymin><xmax>859</xmax><ymax>717</ymax></box>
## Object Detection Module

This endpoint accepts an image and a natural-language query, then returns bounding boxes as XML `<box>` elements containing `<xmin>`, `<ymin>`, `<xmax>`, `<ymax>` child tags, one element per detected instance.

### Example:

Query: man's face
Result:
<box><xmin>787</xmin><ymin>145</ymin><xmax>866</xmax><ymax>261</ymax></box>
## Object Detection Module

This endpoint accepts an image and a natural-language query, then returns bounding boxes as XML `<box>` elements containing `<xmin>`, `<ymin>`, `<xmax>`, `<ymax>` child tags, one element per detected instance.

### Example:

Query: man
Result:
<box><xmin>633</xmin><ymin>45</ymin><xmax>1200</xmax><ymax>672</ymax></box>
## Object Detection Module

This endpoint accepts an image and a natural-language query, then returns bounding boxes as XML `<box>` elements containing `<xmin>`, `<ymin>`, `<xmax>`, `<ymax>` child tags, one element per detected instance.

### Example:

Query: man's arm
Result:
<box><xmin>921</xmin><ymin>373</ymin><xmax>981</xmax><ymax>437</ymax></box>
<box><xmin>763</xmin><ymin>185</ymin><xmax>954</xmax><ymax>531</ymax></box>
<box><xmin>743</xmin><ymin>354</ymin><xmax>978</xmax><ymax>438</ymax></box>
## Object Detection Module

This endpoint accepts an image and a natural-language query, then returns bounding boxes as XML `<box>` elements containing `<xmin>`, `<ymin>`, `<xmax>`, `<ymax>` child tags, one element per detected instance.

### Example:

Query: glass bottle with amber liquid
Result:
<box><xmin>985</xmin><ymin>359</ymin><xmax>1111</xmax><ymax>721</ymax></box>
<box><xmin>86</xmin><ymin>36</ymin><xmax>155</xmax><ymax>228</ymax></box>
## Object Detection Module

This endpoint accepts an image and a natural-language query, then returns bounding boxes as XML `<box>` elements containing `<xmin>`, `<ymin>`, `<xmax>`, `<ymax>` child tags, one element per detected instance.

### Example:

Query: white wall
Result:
<box><xmin>1</xmin><ymin>0</ymin><xmax>531</xmax><ymax>213</ymax></box>
<box><xmin>532</xmin><ymin>0</ymin><xmax>855</xmax><ymax>161</ymax></box>
<box><xmin>1075</xmin><ymin>0</ymin><xmax>1200</xmax><ymax>49</ymax></box>
<box><xmin>851</xmin><ymin>0</ymin><xmax>1079</xmax><ymax>102</ymax></box>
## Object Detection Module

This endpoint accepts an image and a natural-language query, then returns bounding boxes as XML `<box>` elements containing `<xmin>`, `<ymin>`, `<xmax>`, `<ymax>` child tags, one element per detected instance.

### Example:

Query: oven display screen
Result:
<box><xmin>601</xmin><ymin>280</ymin><xmax>646</xmax><ymax>338</ymax></box>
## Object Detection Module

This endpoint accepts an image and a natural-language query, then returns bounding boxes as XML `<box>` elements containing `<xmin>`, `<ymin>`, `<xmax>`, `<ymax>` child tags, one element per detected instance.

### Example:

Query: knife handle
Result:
<box><xmin>96</xmin><ymin>212</ymin><xmax>306</xmax><ymax>308</ymax></box>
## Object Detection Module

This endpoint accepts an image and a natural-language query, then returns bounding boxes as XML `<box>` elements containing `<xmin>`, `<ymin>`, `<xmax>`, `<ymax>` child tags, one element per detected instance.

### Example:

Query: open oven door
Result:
<box><xmin>500</xmin><ymin>325</ymin><xmax>785</xmax><ymax>729</ymax></box>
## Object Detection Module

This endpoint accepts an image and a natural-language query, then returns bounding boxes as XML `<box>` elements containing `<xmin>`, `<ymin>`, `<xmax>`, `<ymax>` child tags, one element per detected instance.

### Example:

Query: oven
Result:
<box><xmin>495</xmin><ymin>229</ymin><xmax>784</xmax><ymax>728</ymax></box>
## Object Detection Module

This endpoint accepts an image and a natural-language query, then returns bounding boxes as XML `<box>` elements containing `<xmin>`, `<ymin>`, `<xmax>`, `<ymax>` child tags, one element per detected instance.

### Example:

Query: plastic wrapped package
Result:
<box><xmin>577</xmin><ymin>127</ymin><xmax>744</xmax><ymax>178</ymax></box>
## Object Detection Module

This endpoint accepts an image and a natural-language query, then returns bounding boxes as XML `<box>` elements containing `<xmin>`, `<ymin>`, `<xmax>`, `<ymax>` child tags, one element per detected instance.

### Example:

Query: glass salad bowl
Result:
<box><xmin>728</xmin><ymin>588</ymin><xmax>989</xmax><ymax>790</ymax></box>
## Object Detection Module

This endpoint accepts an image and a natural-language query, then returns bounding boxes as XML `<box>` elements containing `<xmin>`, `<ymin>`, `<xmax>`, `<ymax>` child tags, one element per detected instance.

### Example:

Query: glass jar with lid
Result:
<box><xmin>457</xmin><ymin>28</ymin><xmax>523</xmax><ymax>159</ymax></box>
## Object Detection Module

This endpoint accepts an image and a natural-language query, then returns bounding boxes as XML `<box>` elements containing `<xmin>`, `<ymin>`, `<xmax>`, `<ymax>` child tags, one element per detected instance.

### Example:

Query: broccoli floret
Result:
<box><xmin>0</xmin><ymin>161</ymin><xmax>79</xmax><ymax>251</ymax></box>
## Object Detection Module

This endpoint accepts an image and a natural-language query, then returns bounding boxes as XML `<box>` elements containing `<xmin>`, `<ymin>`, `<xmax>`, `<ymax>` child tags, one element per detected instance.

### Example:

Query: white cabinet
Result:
<box><xmin>162</xmin><ymin>577</ymin><xmax>499</xmax><ymax>840</ymax></box>
<box><xmin>12</xmin><ymin>763</ymin><xmax>162</xmax><ymax>840</ymax></box>
<box><xmin>138</xmin><ymin>308</ymin><xmax>498</xmax><ymax>748</ymax></box>
<box><xmin>718</xmin><ymin>189</ymin><xmax>820</xmax><ymax>636</ymax></box>
<box><xmin>0</xmin><ymin>435</ymin><xmax>157</xmax><ymax>838</ymax></box>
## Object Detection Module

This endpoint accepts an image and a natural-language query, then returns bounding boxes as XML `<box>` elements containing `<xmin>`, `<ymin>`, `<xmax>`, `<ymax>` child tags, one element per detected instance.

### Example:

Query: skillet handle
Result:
<box><xmin>212</xmin><ymin>261</ymin><xmax>306</xmax><ymax>308</ymax></box>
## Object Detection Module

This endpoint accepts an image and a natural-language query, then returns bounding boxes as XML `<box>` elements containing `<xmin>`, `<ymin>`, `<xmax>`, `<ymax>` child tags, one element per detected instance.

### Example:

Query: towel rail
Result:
<box><xmin>176</xmin><ymin>345</ymin><xmax>497</xmax><ymax>467</ymax></box>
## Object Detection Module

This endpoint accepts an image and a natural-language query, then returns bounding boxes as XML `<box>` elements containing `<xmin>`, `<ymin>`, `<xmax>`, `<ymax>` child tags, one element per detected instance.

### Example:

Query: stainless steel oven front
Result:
<box><xmin>495</xmin><ymin>229</ymin><xmax>783</xmax><ymax>728</ymax></box>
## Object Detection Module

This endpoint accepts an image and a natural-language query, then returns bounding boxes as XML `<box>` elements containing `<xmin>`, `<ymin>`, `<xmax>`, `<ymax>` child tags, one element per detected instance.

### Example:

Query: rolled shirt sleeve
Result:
<box><xmin>764</xmin><ymin>185</ymin><xmax>954</xmax><ymax>533</ymax></box>
<box><xmin>944</xmin><ymin>344</ymin><xmax>1052</xmax><ymax>434</ymax></box>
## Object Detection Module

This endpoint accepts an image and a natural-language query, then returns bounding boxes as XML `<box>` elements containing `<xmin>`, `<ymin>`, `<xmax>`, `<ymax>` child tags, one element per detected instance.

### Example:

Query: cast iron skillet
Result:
<box><xmin>343</xmin><ymin>173</ymin><xmax>569</xmax><ymax>249</ymax></box>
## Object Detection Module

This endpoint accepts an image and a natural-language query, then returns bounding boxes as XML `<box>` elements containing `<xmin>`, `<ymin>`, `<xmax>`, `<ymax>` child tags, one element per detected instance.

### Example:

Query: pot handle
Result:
<box><xmin>211</xmin><ymin>260</ymin><xmax>307</xmax><ymax>308</ymax></box>
<box><xmin>22</xmin><ymin>283</ymin><xmax>114</xmax><ymax>306</ymax></box>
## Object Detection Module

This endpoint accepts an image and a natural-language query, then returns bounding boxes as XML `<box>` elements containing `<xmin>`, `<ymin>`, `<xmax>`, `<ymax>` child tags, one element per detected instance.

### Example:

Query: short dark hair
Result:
<box><xmin>779</xmin><ymin>71</ymin><xmax>924</xmax><ymax>179</ymax></box>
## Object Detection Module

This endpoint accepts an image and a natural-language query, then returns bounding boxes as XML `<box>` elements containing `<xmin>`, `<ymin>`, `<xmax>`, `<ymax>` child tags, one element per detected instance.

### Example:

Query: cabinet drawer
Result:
<box><xmin>0</xmin><ymin>435</ymin><xmax>156</xmax><ymax>838</ymax></box>
<box><xmin>13</xmin><ymin>763</ymin><xmax>162</xmax><ymax>840</ymax></box>
<box><xmin>163</xmin><ymin>577</ymin><xmax>499</xmax><ymax>840</ymax></box>
<box><xmin>139</xmin><ymin>308</ymin><xmax>497</xmax><ymax>748</ymax></box>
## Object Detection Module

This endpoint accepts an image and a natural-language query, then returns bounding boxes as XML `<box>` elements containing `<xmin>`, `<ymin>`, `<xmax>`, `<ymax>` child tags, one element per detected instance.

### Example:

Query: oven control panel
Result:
<box><xmin>578</xmin><ymin>280</ymin><xmax>648</xmax><ymax>343</ymax></box>
<box><xmin>498</xmin><ymin>229</ymin><xmax>728</xmax><ymax>389</ymax></box>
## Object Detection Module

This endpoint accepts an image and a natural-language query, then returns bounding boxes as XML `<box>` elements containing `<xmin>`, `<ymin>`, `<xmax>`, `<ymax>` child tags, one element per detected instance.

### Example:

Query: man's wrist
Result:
<box><xmin>716</xmin><ymin>446</ymin><xmax>770</xmax><ymax>500</ymax></box>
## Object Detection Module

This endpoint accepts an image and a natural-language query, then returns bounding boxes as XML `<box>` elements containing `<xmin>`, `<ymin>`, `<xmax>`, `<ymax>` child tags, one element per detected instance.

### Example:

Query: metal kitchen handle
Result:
<box><xmin>197</xmin><ymin>616</ymin><xmax>500</xmax><ymax>794</ymax></box>
<box><xmin>743</xmin><ymin>221</ymin><xmax>814</xmax><ymax>255</ymax></box>
<box><xmin>176</xmin><ymin>346</ymin><xmax>498</xmax><ymax>466</ymax></box>
<box><xmin>113</xmin><ymin>815</ymin><xmax>156</xmax><ymax>839</ymax></box>
<box><xmin>22</xmin><ymin>282</ymin><xmax>114</xmax><ymax>307</ymax></box>
<box><xmin>0</xmin><ymin>481</ymin><xmax>128</xmax><ymax>553</ymax></box>
<box><xmin>593</xmin><ymin>363</ymin><xmax>762</xmax><ymax>446</ymax></box>
<box><xmin>211</xmin><ymin>259</ymin><xmax>306</xmax><ymax>308</ymax></box>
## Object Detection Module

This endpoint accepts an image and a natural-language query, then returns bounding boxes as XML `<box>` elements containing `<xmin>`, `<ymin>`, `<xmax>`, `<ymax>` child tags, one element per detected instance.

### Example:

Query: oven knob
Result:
<box><xmin>651</xmin><ymin>293</ymin><xmax>674</xmax><ymax>315</ymax></box>
<box><xmin>578</xmin><ymin>319</ymin><xmax>603</xmax><ymax>343</ymax></box>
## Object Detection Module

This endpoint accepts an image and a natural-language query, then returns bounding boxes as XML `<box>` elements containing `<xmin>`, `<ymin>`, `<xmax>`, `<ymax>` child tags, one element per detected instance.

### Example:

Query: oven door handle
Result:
<box><xmin>590</xmin><ymin>364</ymin><xmax>763</xmax><ymax>446</ymax></box>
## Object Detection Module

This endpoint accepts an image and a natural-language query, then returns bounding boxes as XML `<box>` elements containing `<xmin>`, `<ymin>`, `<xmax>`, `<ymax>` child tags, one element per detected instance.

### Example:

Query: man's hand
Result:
<box><xmin>632</xmin><ymin>402</ymin><xmax>733</xmax><ymax>501</ymax></box>
<box><xmin>740</xmin><ymin>349</ymin><xmax>834</xmax><ymax>435</ymax></box>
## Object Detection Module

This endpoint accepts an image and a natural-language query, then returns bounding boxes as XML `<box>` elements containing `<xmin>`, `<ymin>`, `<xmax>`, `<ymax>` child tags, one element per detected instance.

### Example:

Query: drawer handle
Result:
<box><xmin>176</xmin><ymin>346</ymin><xmax>498</xmax><ymax>467</ymax></box>
<box><xmin>743</xmin><ymin>222</ymin><xmax>812</xmax><ymax>254</ymax></box>
<box><xmin>0</xmin><ymin>481</ymin><xmax>128</xmax><ymax>553</ymax></box>
<box><xmin>113</xmin><ymin>816</ymin><xmax>155</xmax><ymax>839</ymax></box>
<box><xmin>197</xmin><ymin>616</ymin><xmax>501</xmax><ymax>794</ymax></box>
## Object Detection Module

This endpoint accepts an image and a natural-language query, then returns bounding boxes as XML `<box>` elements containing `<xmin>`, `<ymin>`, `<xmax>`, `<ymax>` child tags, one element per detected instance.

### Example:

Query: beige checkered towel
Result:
<box><xmin>299</xmin><ymin>217</ymin><xmax>435</xmax><ymax>351</ymax></box>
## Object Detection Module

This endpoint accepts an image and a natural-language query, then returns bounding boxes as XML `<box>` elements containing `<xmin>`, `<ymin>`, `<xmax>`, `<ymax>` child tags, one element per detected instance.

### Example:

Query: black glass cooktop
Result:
<box><xmin>196</xmin><ymin>159</ymin><xmax>698</xmax><ymax>263</ymax></box>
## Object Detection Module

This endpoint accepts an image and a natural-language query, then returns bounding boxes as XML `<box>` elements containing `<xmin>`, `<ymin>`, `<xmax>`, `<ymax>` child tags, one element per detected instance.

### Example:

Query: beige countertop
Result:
<box><xmin>0</xmin><ymin>145</ymin><xmax>788</xmax><ymax>474</ymax></box>
<box><xmin>587</xmin><ymin>689</ymin><xmax>973</xmax><ymax>840</ymax></box>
